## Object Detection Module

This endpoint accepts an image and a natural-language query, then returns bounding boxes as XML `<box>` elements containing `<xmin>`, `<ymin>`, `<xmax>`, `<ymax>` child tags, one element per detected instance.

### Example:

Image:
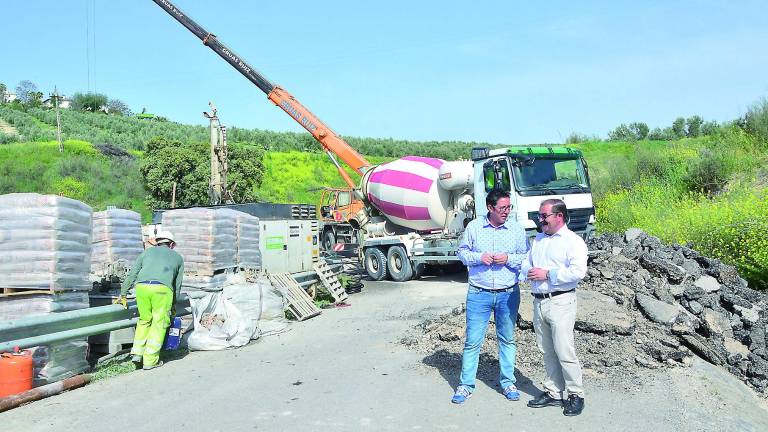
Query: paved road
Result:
<box><xmin>3</xmin><ymin>275</ymin><xmax>768</xmax><ymax>431</ymax></box>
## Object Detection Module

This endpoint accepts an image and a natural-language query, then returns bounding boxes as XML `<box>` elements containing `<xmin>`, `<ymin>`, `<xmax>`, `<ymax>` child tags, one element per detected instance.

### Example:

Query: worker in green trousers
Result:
<box><xmin>115</xmin><ymin>230</ymin><xmax>184</xmax><ymax>370</ymax></box>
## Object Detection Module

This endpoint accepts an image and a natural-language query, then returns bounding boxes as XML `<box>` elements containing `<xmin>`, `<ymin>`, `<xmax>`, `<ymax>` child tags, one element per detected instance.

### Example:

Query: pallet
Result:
<box><xmin>268</xmin><ymin>273</ymin><xmax>321</xmax><ymax>321</ymax></box>
<box><xmin>313</xmin><ymin>261</ymin><xmax>348</xmax><ymax>303</ymax></box>
<box><xmin>1</xmin><ymin>287</ymin><xmax>55</xmax><ymax>297</ymax></box>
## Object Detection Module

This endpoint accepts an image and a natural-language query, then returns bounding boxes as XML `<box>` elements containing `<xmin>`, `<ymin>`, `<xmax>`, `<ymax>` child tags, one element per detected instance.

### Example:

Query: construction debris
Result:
<box><xmin>402</xmin><ymin>229</ymin><xmax>768</xmax><ymax>395</ymax></box>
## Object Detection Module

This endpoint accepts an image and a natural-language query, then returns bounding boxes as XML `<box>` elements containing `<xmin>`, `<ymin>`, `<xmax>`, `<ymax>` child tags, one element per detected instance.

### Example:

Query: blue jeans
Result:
<box><xmin>459</xmin><ymin>285</ymin><xmax>520</xmax><ymax>391</ymax></box>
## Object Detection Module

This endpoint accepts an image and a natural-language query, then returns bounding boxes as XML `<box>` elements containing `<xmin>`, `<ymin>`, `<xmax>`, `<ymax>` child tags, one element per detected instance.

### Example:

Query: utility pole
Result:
<box><xmin>51</xmin><ymin>87</ymin><xmax>63</xmax><ymax>153</ymax></box>
<box><xmin>203</xmin><ymin>102</ymin><xmax>229</xmax><ymax>205</ymax></box>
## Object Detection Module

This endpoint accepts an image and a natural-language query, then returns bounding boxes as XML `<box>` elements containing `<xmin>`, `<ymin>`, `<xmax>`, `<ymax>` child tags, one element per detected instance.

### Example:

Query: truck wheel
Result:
<box><xmin>387</xmin><ymin>246</ymin><xmax>413</xmax><ymax>282</ymax></box>
<box><xmin>413</xmin><ymin>262</ymin><xmax>426</xmax><ymax>279</ymax></box>
<box><xmin>363</xmin><ymin>247</ymin><xmax>388</xmax><ymax>281</ymax></box>
<box><xmin>322</xmin><ymin>229</ymin><xmax>336</xmax><ymax>251</ymax></box>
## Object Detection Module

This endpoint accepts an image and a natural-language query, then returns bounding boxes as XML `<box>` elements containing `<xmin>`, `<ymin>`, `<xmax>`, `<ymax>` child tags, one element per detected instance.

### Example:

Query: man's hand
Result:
<box><xmin>112</xmin><ymin>296</ymin><xmax>128</xmax><ymax>309</ymax></box>
<box><xmin>480</xmin><ymin>253</ymin><xmax>494</xmax><ymax>265</ymax></box>
<box><xmin>492</xmin><ymin>253</ymin><xmax>508</xmax><ymax>265</ymax></box>
<box><xmin>527</xmin><ymin>267</ymin><xmax>549</xmax><ymax>281</ymax></box>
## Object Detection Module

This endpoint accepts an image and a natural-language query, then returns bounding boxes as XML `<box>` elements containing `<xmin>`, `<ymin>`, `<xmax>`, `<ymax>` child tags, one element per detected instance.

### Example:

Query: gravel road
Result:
<box><xmin>2</xmin><ymin>273</ymin><xmax>767</xmax><ymax>431</ymax></box>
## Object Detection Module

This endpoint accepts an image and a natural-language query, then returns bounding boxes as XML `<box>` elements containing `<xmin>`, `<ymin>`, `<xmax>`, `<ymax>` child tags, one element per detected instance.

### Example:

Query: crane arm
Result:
<box><xmin>151</xmin><ymin>0</ymin><xmax>371</xmax><ymax>187</ymax></box>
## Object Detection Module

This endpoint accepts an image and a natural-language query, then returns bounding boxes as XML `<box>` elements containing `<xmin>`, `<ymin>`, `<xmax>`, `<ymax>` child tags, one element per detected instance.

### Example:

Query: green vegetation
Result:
<box><xmin>0</xmin><ymin>140</ymin><xmax>148</xmax><ymax>217</ymax></box>
<box><xmin>0</xmin><ymin>105</ymin><xmax>55</xmax><ymax>142</ymax></box>
<box><xmin>91</xmin><ymin>358</ymin><xmax>137</xmax><ymax>381</ymax></box>
<box><xmin>257</xmin><ymin>151</ymin><xmax>392</xmax><ymax>203</ymax></box>
<box><xmin>141</xmin><ymin>137</ymin><xmax>265</xmax><ymax>210</ymax></box>
<box><xmin>594</xmin><ymin>122</ymin><xmax>768</xmax><ymax>289</ymax></box>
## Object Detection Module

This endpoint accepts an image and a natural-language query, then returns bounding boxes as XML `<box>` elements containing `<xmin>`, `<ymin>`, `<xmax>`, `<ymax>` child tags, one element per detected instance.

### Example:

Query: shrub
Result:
<box><xmin>71</xmin><ymin>92</ymin><xmax>108</xmax><ymax>112</ymax></box>
<box><xmin>0</xmin><ymin>133</ymin><xmax>20</xmax><ymax>144</ymax></box>
<box><xmin>597</xmin><ymin>181</ymin><xmax>768</xmax><ymax>290</ymax></box>
<box><xmin>608</xmin><ymin>124</ymin><xmax>634</xmax><ymax>141</ymax></box>
<box><xmin>682</xmin><ymin>147</ymin><xmax>735</xmax><ymax>195</ymax></box>
<box><xmin>742</xmin><ymin>98</ymin><xmax>768</xmax><ymax>147</ymax></box>
<box><xmin>52</xmin><ymin>176</ymin><xmax>88</xmax><ymax>201</ymax></box>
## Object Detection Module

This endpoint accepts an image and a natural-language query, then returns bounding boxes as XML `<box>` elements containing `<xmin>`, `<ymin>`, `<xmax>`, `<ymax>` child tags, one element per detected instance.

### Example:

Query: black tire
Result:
<box><xmin>363</xmin><ymin>247</ymin><xmax>388</xmax><ymax>281</ymax></box>
<box><xmin>413</xmin><ymin>262</ymin><xmax>426</xmax><ymax>279</ymax></box>
<box><xmin>387</xmin><ymin>245</ymin><xmax>414</xmax><ymax>282</ymax></box>
<box><xmin>322</xmin><ymin>229</ymin><xmax>336</xmax><ymax>251</ymax></box>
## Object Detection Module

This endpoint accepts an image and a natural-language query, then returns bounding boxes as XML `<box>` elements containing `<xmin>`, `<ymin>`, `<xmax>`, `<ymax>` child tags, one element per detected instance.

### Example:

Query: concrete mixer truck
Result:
<box><xmin>152</xmin><ymin>0</ymin><xmax>596</xmax><ymax>282</ymax></box>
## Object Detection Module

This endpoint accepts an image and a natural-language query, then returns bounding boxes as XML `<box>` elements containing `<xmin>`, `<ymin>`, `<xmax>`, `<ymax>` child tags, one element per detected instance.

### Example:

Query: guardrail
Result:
<box><xmin>0</xmin><ymin>295</ymin><xmax>192</xmax><ymax>352</ymax></box>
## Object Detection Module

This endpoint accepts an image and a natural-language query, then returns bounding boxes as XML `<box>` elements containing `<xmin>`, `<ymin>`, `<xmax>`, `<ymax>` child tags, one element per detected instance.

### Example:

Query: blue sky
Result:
<box><xmin>2</xmin><ymin>1</ymin><xmax>767</xmax><ymax>145</ymax></box>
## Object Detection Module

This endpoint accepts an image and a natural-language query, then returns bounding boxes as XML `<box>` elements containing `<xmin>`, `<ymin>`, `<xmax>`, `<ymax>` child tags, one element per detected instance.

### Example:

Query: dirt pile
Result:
<box><xmin>402</xmin><ymin>229</ymin><xmax>768</xmax><ymax>395</ymax></box>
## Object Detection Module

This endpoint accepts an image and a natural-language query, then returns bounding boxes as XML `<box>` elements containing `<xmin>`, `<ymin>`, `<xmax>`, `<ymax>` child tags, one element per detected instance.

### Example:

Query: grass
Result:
<box><xmin>91</xmin><ymin>347</ymin><xmax>191</xmax><ymax>381</ymax></box>
<box><xmin>0</xmin><ymin>140</ymin><xmax>149</xmax><ymax>219</ymax></box>
<box><xmin>256</xmin><ymin>151</ymin><xmax>393</xmax><ymax>203</ymax></box>
<box><xmin>91</xmin><ymin>357</ymin><xmax>137</xmax><ymax>381</ymax></box>
<box><xmin>595</xmin><ymin>127</ymin><xmax>768</xmax><ymax>289</ymax></box>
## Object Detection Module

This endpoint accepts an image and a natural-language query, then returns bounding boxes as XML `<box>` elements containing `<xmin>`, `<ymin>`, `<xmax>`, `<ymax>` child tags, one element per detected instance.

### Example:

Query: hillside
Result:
<box><xmin>0</xmin><ymin>104</ymin><xmax>766</xmax><ymax>289</ymax></box>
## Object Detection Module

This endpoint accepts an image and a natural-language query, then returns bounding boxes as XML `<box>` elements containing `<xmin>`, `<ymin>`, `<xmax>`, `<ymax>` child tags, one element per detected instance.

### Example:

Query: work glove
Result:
<box><xmin>112</xmin><ymin>296</ymin><xmax>128</xmax><ymax>309</ymax></box>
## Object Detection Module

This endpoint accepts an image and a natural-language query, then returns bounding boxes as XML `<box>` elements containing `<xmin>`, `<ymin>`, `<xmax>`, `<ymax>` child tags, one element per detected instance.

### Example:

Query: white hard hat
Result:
<box><xmin>155</xmin><ymin>230</ymin><xmax>176</xmax><ymax>244</ymax></box>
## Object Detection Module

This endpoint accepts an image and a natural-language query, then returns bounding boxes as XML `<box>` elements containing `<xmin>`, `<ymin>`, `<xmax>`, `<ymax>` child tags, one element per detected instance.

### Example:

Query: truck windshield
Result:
<box><xmin>512</xmin><ymin>158</ymin><xmax>589</xmax><ymax>194</ymax></box>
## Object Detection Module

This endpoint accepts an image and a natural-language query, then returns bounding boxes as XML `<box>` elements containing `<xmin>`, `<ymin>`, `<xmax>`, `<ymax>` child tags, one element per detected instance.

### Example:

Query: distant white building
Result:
<box><xmin>2</xmin><ymin>92</ymin><xmax>16</xmax><ymax>103</ymax></box>
<box><xmin>42</xmin><ymin>96</ymin><xmax>72</xmax><ymax>109</ymax></box>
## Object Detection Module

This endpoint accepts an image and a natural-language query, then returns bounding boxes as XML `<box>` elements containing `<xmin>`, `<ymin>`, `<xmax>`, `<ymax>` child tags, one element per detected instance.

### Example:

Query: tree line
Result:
<box><xmin>0</xmin><ymin>79</ymin><xmax>132</xmax><ymax>116</ymax></box>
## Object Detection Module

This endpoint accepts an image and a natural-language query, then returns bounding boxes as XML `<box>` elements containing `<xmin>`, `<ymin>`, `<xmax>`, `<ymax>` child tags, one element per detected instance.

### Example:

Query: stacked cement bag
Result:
<box><xmin>0</xmin><ymin>193</ymin><xmax>93</xmax><ymax>386</ymax></box>
<box><xmin>0</xmin><ymin>193</ymin><xmax>92</xmax><ymax>291</ymax></box>
<box><xmin>91</xmin><ymin>209</ymin><xmax>144</xmax><ymax>276</ymax></box>
<box><xmin>0</xmin><ymin>292</ymin><xmax>88</xmax><ymax>319</ymax></box>
<box><xmin>234</xmin><ymin>211</ymin><xmax>261</xmax><ymax>270</ymax></box>
<box><xmin>162</xmin><ymin>208</ymin><xmax>238</xmax><ymax>295</ymax></box>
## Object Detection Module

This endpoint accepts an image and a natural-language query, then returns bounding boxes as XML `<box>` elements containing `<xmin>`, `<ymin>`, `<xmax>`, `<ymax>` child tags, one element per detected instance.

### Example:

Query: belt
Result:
<box><xmin>139</xmin><ymin>280</ymin><xmax>164</xmax><ymax>285</ymax></box>
<box><xmin>532</xmin><ymin>289</ymin><xmax>575</xmax><ymax>299</ymax></box>
<box><xmin>470</xmin><ymin>284</ymin><xmax>517</xmax><ymax>293</ymax></box>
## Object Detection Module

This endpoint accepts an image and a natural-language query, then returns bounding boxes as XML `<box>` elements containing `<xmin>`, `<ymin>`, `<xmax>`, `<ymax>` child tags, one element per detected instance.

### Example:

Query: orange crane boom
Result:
<box><xmin>151</xmin><ymin>0</ymin><xmax>371</xmax><ymax>188</ymax></box>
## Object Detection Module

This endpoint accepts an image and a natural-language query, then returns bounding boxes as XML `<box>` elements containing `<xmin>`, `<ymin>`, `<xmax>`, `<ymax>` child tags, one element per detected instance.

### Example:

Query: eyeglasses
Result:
<box><xmin>538</xmin><ymin>213</ymin><xmax>556</xmax><ymax>220</ymax></box>
<box><xmin>492</xmin><ymin>205</ymin><xmax>511</xmax><ymax>213</ymax></box>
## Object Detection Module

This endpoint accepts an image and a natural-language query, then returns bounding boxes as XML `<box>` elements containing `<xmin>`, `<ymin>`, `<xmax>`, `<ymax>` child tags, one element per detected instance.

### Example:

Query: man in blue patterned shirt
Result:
<box><xmin>451</xmin><ymin>189</ymin><xmax>529</xmax><ymax>404</ymax></box>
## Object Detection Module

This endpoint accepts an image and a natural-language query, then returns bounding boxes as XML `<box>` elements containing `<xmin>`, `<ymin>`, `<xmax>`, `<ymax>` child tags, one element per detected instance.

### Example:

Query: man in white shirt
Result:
<box><xmin>521</xmin><ymin>199</ymin><xmax>588</xmax><ymax>416</ymax></box>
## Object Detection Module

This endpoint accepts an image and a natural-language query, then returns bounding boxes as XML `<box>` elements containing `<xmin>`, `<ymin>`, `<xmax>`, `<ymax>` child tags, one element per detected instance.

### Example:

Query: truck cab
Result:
<box><xmin>472</xmin><ymin>146</ymin><xmax>595</xmax><ymax>239</ymax></box>
<box><xmin>318</xmin><ymin>187</ymin><xmax>365</xmax><ymax>250</ymax></box>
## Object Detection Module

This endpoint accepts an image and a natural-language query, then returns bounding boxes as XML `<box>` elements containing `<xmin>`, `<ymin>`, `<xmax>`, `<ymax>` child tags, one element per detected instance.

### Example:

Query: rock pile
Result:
<box><xmin>402</xmin><ymin>229</ymin><xmax>768</xmax><ymax>395</ymax></box>
<box><xmin>587</xmin><ymin>229</ymin><xmax>767</xmax><ymax>393</ymax></box>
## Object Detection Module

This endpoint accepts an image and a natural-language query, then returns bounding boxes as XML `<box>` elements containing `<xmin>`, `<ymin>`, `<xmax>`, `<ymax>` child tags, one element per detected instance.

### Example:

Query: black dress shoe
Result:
<box><xmin>527</xmin><ymin>392</ymin><xmax>563</xmax><ymax>408</ymax></box>
<box><xmin>563</xmin><ymin>394</ymin><xmax>584</xmax><ymax>416</ymax></box>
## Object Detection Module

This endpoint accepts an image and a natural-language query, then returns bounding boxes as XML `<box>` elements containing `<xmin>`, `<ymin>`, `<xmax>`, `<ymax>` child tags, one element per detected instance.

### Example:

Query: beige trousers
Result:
<box><xmin>533</xmin><ymin>291</ymin><xmax>584</xmax><ymax>398</ymax></box>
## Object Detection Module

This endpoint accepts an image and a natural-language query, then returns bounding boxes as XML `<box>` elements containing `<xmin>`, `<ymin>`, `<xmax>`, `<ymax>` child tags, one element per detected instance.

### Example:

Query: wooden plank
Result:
<box><xmin>1</xmin><ymin>287</ymin><xmax>57</xmax><ymax>297</ymax></box>
<box><xmin>0</xmin><ymin>288</ymin><xmax>56</xmax><ymax>298</ymax></box>
<box><xmin>313</xmin><ymin>261</ymin><xmax>348</xmax><ymax>303</ymax></box>
<box><xmin>268</xmin><ymin>273</ymin><xmax>321</xmax><ymax>321</ymax></box>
